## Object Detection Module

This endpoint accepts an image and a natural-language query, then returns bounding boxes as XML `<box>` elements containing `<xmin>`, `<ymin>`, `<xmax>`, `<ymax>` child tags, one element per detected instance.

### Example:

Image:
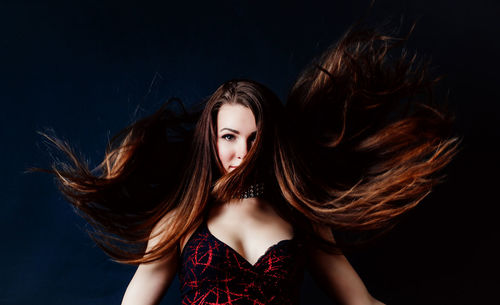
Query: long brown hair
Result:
<box><xmin>276</xmin><ymin>25</ymin><xmax>459</xmax><ymax>250</ymax></box>
<box><xmin>34</xmin><ymin>25</ymin><xmax>458</xmax><ymax>263</ymax></box>
<box><xmin>35</xmin><ymin>80</ymin><xmax>290</xmax><ymax>264</ymax></box>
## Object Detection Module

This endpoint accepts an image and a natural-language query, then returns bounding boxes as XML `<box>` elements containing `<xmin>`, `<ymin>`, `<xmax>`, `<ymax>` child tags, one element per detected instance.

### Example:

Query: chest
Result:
<box><xmin>178</xmin><ymin>219</ymin><xmax>304</xmax><ymax>304</ymax></box>
<box><xmin>180</xmin><ymin>199</ymin><xmax>294</xmax><ymax>266</ymax></box>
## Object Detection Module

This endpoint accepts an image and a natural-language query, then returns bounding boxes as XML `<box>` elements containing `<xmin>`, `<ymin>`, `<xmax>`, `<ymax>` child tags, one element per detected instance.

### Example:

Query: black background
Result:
<box><xmin>1</xmin><ymin>0</ymin><xmax>499</xmax><ymax>304</ymax></box>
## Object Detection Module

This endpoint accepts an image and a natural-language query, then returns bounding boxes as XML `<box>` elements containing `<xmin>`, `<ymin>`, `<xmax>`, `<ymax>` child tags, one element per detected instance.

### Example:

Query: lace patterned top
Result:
<box><xmin>178</xmin><ymin>219</ymin><xmax>305</xmax><ymax>305</ymax></box>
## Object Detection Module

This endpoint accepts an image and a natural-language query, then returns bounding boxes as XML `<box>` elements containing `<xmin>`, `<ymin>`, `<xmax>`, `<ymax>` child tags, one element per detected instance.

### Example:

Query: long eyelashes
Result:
<box><xmin>221</xmin><ymin>133</ymin><xmax>257</xmax><ymax>143</ymax></box>
<box><xmin>221</xmin><ymin>133</ymin><xmax>257</xmax><ymax>144</ymax></box>
<box><xmin>222</xmin><ymin>134</ymin><xmax>235</xmax><ymax>141</ymax></box>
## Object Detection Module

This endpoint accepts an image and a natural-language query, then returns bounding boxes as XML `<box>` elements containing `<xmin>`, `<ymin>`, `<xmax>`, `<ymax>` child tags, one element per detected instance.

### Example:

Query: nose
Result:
<box><xmin>236</xmin><ymin>141</ymin><xmax>248</xmax><ymax>159</ymax></box>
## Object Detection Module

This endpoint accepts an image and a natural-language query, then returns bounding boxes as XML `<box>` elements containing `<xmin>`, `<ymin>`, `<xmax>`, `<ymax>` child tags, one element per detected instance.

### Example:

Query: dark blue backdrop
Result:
<box><xmin>2</xmin><ymin>0</ymin><xmax>499</xmax><ymax>304</ymax></box>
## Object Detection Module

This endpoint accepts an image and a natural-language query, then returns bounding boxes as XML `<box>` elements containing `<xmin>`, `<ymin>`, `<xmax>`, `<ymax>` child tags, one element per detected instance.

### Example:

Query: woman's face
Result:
<box><xmin>216</xmin><ymin>103</ymin><xmax>257</xmax><ymax>173</ymax></box>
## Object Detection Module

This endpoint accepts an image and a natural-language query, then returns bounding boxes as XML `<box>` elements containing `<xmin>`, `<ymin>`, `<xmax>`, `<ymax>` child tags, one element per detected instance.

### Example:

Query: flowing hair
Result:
<box><xmin>32</xmin><ymin>25</ymin><xmax>458</xmax><ymax>263</ymax></box>
<box><xmin>276</xmin><ymin>25</ymin><xmax>459</xmax><ymax>251</ymax></box>
<box><xmin>33</xmin><ymin>80</ymin><xmax>292</xmax><ymax>264</ymax></box>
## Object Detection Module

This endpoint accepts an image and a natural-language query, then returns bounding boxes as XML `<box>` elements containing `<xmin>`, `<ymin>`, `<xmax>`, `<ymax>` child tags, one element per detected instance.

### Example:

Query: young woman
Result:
<box><xmin>40</xmin><ymin>26</ymin><xmax>458</xmax><ymax>305</ymax></box>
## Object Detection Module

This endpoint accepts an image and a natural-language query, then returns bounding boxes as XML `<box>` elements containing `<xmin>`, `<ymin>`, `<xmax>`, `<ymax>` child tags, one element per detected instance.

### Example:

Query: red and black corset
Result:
<box><xmin>178</xmin><ymin>220</ymin><xmax>305</xmax><ymax>305</ymax></box>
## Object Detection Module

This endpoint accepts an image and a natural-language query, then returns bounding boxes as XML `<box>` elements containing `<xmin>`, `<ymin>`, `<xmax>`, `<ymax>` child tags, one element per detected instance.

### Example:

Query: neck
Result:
<box><xmin>239</xmin><ymin>182</ymin><xmax>264</xmax><ymax>199</ymax></box>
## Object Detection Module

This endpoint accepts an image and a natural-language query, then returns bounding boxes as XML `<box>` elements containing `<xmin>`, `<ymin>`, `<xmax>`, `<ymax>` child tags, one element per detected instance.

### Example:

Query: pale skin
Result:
<box><xmin>122</xmin><ymin>103</ymin><xmax>385</xmax><ymax>305</ymax></box>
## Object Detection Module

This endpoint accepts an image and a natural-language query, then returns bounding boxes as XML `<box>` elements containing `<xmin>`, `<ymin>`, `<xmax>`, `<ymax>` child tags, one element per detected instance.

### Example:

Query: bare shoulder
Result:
<box><xmin>148</xmin><ymin>208</ymin><xmax>180</xmax><ymax>252</ymax></box>
<box><xmin>122</xmin><ymin>209</ymin><xmax>181</xmax><ymax>305</ymax></box>
<box><xmin>179</xmin><ymin>226</ymin><xmax>199</xmax><ymax>254</ymax></box>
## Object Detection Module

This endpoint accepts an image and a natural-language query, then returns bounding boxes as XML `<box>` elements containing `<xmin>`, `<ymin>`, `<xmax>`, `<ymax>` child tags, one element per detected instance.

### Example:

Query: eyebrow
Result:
<box><xmin>219</xmin><ymin>128</ymin><xmax>257</xmax><ymax>136</ymax></box>
<box><xmin>220</xmin><ymin>128</ymin><xmax>239</xmax><ymax>134</ymax></box>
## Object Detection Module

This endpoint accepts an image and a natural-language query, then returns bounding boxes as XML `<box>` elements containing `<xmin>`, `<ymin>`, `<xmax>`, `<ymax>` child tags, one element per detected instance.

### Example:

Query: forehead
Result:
<box><xmin>216</xmin><ymin>104</ymin><xmax>256</xmax><ymax>132</ymax></box>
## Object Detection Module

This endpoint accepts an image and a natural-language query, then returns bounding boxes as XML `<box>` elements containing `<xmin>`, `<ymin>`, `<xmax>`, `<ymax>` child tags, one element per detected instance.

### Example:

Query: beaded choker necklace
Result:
<box><xmin>239</xmin><ymin>183</ymin><xmax>264</xmax><ymax>199</ymax></box>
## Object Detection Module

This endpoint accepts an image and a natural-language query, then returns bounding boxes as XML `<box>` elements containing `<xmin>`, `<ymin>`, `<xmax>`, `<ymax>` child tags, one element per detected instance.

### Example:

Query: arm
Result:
<box><xmin>306</xmin><ymin>225</ymin><xmax>385</xmax><ymax>305</ymax></box>
<box><xmin>121</xmin><ymin>214</ymin><xmax>179</xmax><ymax>305</ymax></box>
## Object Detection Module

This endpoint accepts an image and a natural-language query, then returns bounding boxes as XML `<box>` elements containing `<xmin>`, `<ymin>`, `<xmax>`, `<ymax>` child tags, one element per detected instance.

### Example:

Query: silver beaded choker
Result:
<box><xmin>239</xmin><ymin>183</ymin><xmax>264</xmax><ymax>199</ymax></box>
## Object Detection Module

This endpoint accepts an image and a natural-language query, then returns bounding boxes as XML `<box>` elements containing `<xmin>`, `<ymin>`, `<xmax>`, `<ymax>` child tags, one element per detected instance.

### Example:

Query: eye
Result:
<box><xmin>222</xmin><ymin>134</ymin><xmax>235</xmax><ymax>141</ymax></box>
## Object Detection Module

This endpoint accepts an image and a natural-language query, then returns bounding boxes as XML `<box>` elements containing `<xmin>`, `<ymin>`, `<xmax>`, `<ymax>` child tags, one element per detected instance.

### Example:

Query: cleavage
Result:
<box><xmin>206</xmin><ymin>220</ymin><xmax>293</xmax><ymax>266</ymax></box>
